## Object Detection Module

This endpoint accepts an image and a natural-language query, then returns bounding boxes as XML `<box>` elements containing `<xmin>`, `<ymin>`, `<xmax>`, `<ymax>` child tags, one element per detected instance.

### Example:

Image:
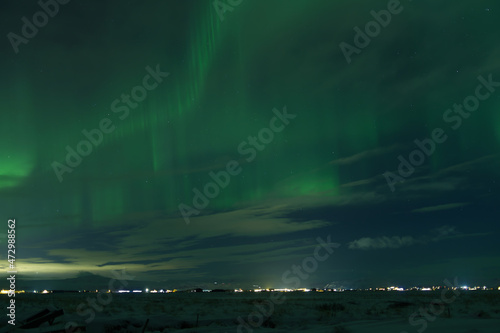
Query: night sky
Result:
<box><xmin>1</xmin><ymin>0</ymin><xmax>499</xmax><ymax>290</ymax></box>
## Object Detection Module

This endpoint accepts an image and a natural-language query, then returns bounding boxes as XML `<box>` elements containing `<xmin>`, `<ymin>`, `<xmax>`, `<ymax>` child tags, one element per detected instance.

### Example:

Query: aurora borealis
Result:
<box><xmin>1</xmin><ymin>0</ymin><xmax>500</xmax><ymax>289</ymax></box>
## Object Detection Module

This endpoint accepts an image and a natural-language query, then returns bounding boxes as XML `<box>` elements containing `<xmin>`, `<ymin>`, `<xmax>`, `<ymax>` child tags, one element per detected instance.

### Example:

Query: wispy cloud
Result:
<box><xmin>348</xmin><ymin>236</ymin><xmax>416</xmax><ymax>250</ymax></box>
<box><xmin>329</xmin><ymin>144</ymin><xmax>403</xmax><ymax>166</ymax></box>
<box><xmin>411</xmin><ymin>202</ymin><xmax>470</xmax><ymax>213</ymax></box>
<box><xmin>348</xmin><ymin>225</ymin><xmax>475</xmax><ymax>250</ymax></box>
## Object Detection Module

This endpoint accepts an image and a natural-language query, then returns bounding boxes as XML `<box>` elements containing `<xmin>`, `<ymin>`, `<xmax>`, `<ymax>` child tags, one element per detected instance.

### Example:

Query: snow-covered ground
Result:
<box><xmin>1</xmin><ymin>290</ymin><xmax>499</xmax><ymax>332</ymax></box>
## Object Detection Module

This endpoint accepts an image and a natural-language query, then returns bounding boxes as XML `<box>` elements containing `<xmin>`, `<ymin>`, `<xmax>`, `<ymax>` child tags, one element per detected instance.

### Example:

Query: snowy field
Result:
<box><xmin>2</xmin><ymin>290</ymin><xmax>500</xmax><ymax>332</ymax></box>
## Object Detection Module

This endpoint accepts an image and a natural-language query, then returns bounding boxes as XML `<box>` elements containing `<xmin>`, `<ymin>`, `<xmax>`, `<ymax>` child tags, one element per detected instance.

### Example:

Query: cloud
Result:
<box><xmin>411</xmin><ymin>203</ymin><xmax>470</xmax><ymax>213</ymax></box>
<box><xmin>348</xmin><ymin>236</ymin><xmax>416</xmax><ymax>250</ymax></box>
<box><xmin>348</xmin><ymin>225</ymin><xmax>484</xmax><ymax>251</ymax></box>
<box><xmin>388</xmin><ymin>154</ymin><xmax>500</xmax><ymax>195</ymax></box>
<box><xmin>16</xmin><ymin>202</ymin><xmax>334</xmax><ymax>281</ymax></box>
<box><xmin>431</xmin><ymin>225</ymin><xmax>458</xmax><ymax>240</ymax></box>
<box><xmin>329</xmin><ymin>144</ymin><xmax>403</xmax><ymax>166</ymax></box>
